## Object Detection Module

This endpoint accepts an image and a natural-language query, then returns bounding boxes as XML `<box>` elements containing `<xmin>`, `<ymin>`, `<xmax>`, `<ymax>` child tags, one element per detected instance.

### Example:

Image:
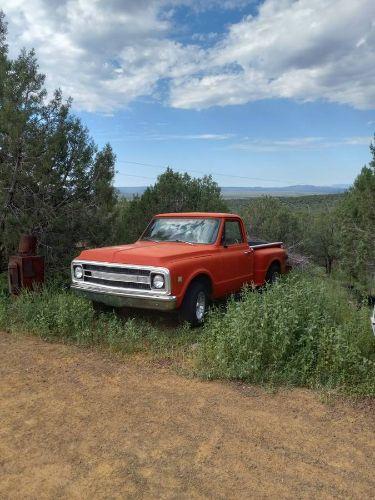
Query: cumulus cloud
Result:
<box><xmin>2</xmin><ymin>0</ymin><xmax>375</xmax><ymax>112</ymax></box>
<box><xmin>171</xmin><ymin>0</ymin><xmax>375</xmax><ymax>110</ymax></box>
<box><xmin>2</xmin><ymin>0</ymin><xmax>203</xmax><ymax>111</ymax></box>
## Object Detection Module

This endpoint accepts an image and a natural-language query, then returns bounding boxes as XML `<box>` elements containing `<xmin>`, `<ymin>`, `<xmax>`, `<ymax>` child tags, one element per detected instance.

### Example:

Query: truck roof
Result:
<box><xmin>155</xmin><ymin>212</ymin><xmax>240</xmax><ymax>218</ymax></box>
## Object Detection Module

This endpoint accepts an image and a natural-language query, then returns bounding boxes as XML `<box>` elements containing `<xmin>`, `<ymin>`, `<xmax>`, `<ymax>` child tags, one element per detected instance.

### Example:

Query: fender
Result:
<box><xmin>175</xmin><ymin>267</ymin><xmax>215</xmax><ymax>307</ymax></box>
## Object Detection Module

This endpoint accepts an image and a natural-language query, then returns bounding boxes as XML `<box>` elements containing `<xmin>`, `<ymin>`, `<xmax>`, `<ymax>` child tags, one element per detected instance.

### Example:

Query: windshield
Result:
<box><xmin>141</xmin><ymin>218</ymin><xmax>220</xmax><ymax>244</ymax></box>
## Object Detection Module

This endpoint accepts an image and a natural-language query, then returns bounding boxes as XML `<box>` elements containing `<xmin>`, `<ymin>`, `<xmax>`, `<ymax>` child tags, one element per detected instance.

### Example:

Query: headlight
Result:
<box><xmin>74</xmin><ymin>265</ymin><xmax>83</xmax><ymax>279</ymax></box>
<box><xmin>152</xmin><ymin>274</ymin><xmax>165</xmax><ymax>289</ymax></box>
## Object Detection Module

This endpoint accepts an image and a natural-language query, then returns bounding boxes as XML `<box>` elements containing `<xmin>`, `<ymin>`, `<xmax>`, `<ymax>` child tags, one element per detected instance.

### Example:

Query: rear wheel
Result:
<box><xmin>265</xmin><ymin>263</ymin><xmax>281</xmax><ymax>284</ymax></box>
<box><xmin>180</xmin><ymin>281</ymin><xmax>209</xmax><ymax>327</ymax></box>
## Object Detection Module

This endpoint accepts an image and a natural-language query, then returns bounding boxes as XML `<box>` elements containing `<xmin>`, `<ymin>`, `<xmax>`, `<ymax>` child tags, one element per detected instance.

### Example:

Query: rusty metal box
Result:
<box><xmin>8</xmin><ymin>255</ymin><xmax>45</xmax><ymax>295</ymax></box>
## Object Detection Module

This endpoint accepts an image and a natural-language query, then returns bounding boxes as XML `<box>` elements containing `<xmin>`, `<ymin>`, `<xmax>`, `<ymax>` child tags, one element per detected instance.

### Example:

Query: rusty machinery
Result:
<box><xmin>8</xmin><ymin>235</ymin><xmax>45</xmax><ymax>295</ymax></box>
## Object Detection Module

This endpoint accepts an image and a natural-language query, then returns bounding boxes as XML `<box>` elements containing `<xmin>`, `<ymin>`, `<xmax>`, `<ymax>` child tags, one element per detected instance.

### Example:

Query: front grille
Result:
<box><xmin>84</xmin><ymin>277</ymin><xmax>150</xmax><ymax>290</ymax></box>
<box><xmin>81</xmin><ymin>263</ymin><xmax>152</xmax><ymax>291</ymax></box>
<box><xmin>83</xmin><ymin>263</ymin><xmax>150</xmax><ymax>276</ymax></box>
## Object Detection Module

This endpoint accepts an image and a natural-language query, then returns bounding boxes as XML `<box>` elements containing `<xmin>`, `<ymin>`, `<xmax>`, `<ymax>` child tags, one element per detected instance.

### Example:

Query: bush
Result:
<box><xmin>196</xmin><ymin>272</ymin><xmax>375</xmax><ymax>395</ymax></box>
<box><xmin>0</xmin><ymin>281</ymin><xmax>197</xmax><ymax>356</ymax></box>
<box><xmin>1</xmin><ymin>272</ymin><xmax>374</xmax><ymax>396</ymax></box>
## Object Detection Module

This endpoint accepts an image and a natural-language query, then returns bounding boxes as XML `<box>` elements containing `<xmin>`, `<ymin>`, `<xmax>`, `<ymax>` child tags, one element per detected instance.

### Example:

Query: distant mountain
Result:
<box><xmin>117</xmin><ymin>184</ymin><xmax>349</xmax><ymax>199</ymax></box>
<box><xmin>220</xmin><ymin>185</ymin><xmax>350</xmax><ymax>198</ymax></box>
<box><xmin>117</xmin><ymin>186</ymin><xmax>147</xmax><ymax>197</ymax></box>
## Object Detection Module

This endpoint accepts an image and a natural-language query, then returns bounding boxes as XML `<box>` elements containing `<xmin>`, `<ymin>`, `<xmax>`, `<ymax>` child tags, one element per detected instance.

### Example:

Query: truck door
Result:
<box><xmin>217</xmin><ymin>219</ymin><xmax>254</xmax><ymax>294</ymax></box>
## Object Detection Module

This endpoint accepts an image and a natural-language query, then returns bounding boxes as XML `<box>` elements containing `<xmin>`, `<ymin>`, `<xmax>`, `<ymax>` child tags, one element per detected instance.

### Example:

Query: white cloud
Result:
<box><xmin>2</xmin><ymin>0</ymin><xmax>375</xmax><ymax>112</ymax></box>
<box><xmin>2</xmin><ymin>0</ymin><xmax>203</xmax><ymax>111</ymax></box>
<box><xmin>171</xmin><ymin>0</ymin><xmax>375</xmax><ymax>110</ymax></box>
<box><xmin>147</xmin><ymin>132</ymin><xmax>234</xmax><ymax>140</ymax></box>
<box><xmin>229</xmin><ymin>136</ymin><xmax>373</xmax><ymax>152</ymax></box>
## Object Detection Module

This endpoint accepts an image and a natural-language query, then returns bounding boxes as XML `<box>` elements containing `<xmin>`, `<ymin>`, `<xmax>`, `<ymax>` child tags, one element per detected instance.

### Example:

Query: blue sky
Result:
<box><xmin>3</xmin><ymin>0</ymin><xmax>375</xmax><ymax>186</ymax></box>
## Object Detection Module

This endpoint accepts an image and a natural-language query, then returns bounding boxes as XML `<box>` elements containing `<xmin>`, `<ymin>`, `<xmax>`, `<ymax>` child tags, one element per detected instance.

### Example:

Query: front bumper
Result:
<box><xmin>71</xmin><ymin>283</ymin><xmax>177</xmax><ymax>311</ymax></box>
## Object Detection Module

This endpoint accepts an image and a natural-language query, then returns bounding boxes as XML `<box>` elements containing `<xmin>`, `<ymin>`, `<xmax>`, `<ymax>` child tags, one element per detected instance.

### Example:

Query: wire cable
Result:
<box><xmin>116</xmin><ymin>159</ymin><xmax>298</xmax><ymax>185</ymax></box>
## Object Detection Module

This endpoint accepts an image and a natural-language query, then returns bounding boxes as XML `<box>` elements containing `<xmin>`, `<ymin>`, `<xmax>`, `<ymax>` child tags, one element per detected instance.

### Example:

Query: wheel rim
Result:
<box><xmin>272</xmin><ymin>271</ymin><xmax>279</xmax><ymax>283</ymax></box>
<box><xmin>196</xmin><ymin>291</ymin><xmax>206</xmax><ymax>322</ymax></box>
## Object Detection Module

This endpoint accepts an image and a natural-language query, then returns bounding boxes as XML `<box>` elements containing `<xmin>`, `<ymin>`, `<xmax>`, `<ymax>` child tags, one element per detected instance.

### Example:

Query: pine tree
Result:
<box><xmin>117</xmin><ymin>168</ymin><xmax>228</xmax><ymax>243</ymax></box>
<box><xmin>338</xmin><ymin>135</ymin><xmax>375</xmax><ymax>293</ymax></box>
<box><xmin>0</xmin><ymin>11</ymin><xmax>117</xmax><ymax>271</ymax></box>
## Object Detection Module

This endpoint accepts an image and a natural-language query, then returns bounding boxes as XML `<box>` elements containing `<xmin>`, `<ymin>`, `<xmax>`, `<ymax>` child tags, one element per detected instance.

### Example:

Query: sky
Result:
<box><xmin>2</xmin><ymin>0</ymin><xmax>375</xmax><ymax>187</ymax></box>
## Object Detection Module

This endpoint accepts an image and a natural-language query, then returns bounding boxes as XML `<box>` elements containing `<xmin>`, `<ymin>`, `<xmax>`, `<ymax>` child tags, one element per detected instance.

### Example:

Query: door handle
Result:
<box><xmin>243</xmin><ymin>250</ymin><xmax>252</xmax><ymax>255</ymax></box>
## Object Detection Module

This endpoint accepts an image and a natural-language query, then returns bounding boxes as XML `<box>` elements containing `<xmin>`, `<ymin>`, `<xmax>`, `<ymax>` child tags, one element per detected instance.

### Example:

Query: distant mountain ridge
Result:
<box><xmin>117</xmin><ymin>184</ymin><xmax>350</xmax><ymax>199</ymax></box>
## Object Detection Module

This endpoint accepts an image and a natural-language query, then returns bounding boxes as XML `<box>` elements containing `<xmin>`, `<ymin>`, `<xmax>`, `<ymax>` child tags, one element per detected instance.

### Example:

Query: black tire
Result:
<box><xmin>92</xmin><ymin>301</ymin><xmax>114</xmax><ymax>314</ymax></box>
<box><xmin>265</xmin><ymin>263</ymin><xmax>281</xmax><ymax>284</ymax></box>
<box><xmin>180</xmin><ymin>281</ymin><xmax>209</xmax><ymax>327</ymax></box>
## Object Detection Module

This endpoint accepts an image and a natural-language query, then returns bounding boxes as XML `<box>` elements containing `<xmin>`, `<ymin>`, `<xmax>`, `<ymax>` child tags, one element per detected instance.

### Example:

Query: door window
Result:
<box><xmin>223</xmin><ymin>220</ymin><xmax>244</xmax><ymax>245</ymax></box>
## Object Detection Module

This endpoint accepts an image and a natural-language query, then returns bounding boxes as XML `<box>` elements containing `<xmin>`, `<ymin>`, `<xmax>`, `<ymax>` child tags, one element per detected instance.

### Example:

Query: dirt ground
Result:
<box><xmin>0</xmin><ymin>331</ymin><xmax>374</xmax><ymax>499</ymax></box>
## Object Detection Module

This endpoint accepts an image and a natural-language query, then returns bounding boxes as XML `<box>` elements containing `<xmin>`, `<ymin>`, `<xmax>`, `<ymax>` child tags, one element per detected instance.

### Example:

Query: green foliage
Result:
<box><xmin>228</xmin><ymin>193</ymin><xmax>344</xmax><ymax>214</ymax></box>
<box><xmin>303</xmin><ymin>208</ymin><xmax>340</xmax><ymax>274</ymax></box>
<box><xmin>241</xmin><ymin>196</ymin><xmax>302</xmax><ymax>246</ymax></box>
<box><xmin>0</xmin><ymin>12</ymin><xmax>118</xmax><ymax>271</ymax></box>
<box><xmin>337</xmin><ymin>136</ymin><xmax>375</xmax><ymax>293</ymax></box>
<box><xmin>0</xmin><ymin>272</ymin><xmax>373</xmax><ymax>396</ymax></box>
<box><xmin>0</xmin><ymin>282</ymin><xmax>197</xmax><ymax>356</ymax></box>
<box><xmin>197</xmin><ymin>272</ymin><xmax>375</xmax><ymax>395</ymax></box>
<box><xmin>116</xmin><ymin>168</ymin><xmax>228</xmax><ymax>243</ymax></box>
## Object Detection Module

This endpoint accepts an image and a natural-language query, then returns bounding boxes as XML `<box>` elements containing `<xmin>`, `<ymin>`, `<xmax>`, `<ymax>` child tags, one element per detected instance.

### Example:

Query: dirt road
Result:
<box><xmin>0</xmin><ymin>331</ymin><xmax>374</xmax><ymax>499</ymax></box>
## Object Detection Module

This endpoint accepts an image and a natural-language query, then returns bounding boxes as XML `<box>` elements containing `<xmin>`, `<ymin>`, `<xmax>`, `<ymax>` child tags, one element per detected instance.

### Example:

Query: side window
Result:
<box><xmin>223</xmin><ymin>220</ymin><xmax>244</xmax><ymax>245</ymax></box>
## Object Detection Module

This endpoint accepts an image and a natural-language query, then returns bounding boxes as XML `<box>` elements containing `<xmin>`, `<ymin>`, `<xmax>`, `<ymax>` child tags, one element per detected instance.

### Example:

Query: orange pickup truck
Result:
<box><xmin>71</xmin><ymin>212</ymin><xmax>288</xmax><ymax>325</ymax></box>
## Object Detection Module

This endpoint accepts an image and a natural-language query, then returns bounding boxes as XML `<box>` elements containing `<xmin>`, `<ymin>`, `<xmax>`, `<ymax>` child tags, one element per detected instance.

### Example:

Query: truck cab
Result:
<box><xmin>71</xmin><ymin>213</ymin><xmax>287</xmax><ymax>325</ymax></box>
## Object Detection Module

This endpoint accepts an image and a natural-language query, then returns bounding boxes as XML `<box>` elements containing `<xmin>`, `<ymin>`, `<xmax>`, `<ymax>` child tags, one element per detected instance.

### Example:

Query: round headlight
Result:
<box><xmin>74</xmin><ymin>265</ymin><xmax>83</xmax><ymax>279</ymax></box>
<box><xmin>152</xmin><ymin>274</ymin><xmax>165</xmax><ymax>289</ymax></box>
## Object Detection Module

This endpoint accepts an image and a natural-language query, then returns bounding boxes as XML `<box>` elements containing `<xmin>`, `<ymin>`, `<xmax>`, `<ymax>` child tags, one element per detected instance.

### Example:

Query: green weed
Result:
<box><xmin>196</xmin><ymin>272</ymin><xmax>375</xmax><ymax>395</ymax></box>
<box><xmin>1</xmin><ymin>272</ymin><xmax>374</xmax><ymax>396</ymax></box>
<box><xmin>0</xmin><ymin>281</ymin><xmax>197</xmax><ymax>358</ymax></box>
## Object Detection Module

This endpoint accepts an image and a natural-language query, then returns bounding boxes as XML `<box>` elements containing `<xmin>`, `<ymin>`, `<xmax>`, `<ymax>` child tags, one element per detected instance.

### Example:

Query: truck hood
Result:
<box><xmin>76</xmin><ymin>241</ymin><xmax>214</xmax><ymax>267</ymax></box>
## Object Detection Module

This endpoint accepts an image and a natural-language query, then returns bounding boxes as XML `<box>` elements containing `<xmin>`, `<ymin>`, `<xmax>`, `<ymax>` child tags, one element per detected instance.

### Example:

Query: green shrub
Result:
<box><xmin>0</xmin><ymin>279</ymin><xmax>197</xmax><ymax>356</ymax></box>
<box><xmin>197</xmin><ymin>272</ymin><xmax>375</xmax><ymax>395</ymax></box>
<box><xmin>1</xmin><ymin>272</ymin><xmax>374</xmax><ymax>396</ymax></box>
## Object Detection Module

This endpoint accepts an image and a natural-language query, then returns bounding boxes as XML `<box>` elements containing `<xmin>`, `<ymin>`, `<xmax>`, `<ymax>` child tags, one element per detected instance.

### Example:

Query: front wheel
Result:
<box><xmin>265</xmin><ymin>263</ymin><xmax>280</xmax><ymax>284</ymax></box>
<box><xmin>180</xmin><ymin>282</ymin><xmax>209</xmax><ymax>327</ymax></box>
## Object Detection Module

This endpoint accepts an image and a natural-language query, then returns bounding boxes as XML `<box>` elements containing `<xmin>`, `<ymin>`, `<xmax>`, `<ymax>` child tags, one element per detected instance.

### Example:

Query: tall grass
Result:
<box><xmin>1</xmin><ymin>272</ymin><xmax>374</xmax><ymax>395</ymax></box>
<box><xmin>196</xmin><ymin>272</ymin><xmax>375</xmax><ymax>395</ymax></box>
<box><xmin>0</xmin><ymin>281</ymin><xmax>196</xmax><ymax>357</ymax></box>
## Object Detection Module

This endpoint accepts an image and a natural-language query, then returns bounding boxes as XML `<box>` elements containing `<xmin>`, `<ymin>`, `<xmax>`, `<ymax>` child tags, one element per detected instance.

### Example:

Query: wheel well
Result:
<box><xmin>266</xmin><ymin>260</ymin><xmax>281</xmax><ymax>276</ymax></box>
<box><xmin>268</xmin><ymin>260</ymin><xmax>281</xmax><ymax>272</ymax></box>
<box><xmin>187</xmin><ymin>274</ymin><xmax>213</xmax><ymax>296</ymax></box>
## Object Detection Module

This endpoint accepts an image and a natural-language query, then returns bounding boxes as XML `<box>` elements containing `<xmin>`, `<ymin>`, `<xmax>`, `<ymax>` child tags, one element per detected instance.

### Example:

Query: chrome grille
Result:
<box><xmin>82</xmin><ymin>263</ymin><xmax>151</xmax><ymax>290</ymax></box>
<box><xmin>83</xmin><ymin>263</ymin><xmax>150</xmax><ymax>276</ymax></box>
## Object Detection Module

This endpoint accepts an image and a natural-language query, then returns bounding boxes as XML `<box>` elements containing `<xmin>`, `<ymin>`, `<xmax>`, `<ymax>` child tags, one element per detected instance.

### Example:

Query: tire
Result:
<box><xmin>180</xmin><ymin>281</ymin><xmax>209</xmax><ymax>327</ymax></box>
<box><xmin>265</xmin><ymin>263</ymin><xmax>280</xmax><ymax>284</ymax></box>
<box><xmin>92</xmin><ymin>301</ymin><xmax>114</xmax><ymax>314</ymax></box>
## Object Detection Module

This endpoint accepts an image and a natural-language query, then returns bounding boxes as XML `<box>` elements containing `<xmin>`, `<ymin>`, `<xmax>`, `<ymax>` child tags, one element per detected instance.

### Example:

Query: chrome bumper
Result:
<box><xmin>71</xmin><ymin>283</ymin><xmax>177</xmax><ymax>311</ymax></box>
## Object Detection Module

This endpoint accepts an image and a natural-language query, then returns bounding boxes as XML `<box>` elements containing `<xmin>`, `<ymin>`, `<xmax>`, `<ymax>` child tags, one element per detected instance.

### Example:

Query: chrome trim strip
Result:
<box><xmin>250</xmin><ymin>242</ymin><xmax>283</xmax><ymax>249</ymax></box>
<box><xmin>71</xmin><ymin>283</ymin><xmax>177</xmax><ymax>311</ymax></box>
<box><xmin>87</xmin><ymin>270</ymin><xmax>151</xmax><ymax>284</ymax></box>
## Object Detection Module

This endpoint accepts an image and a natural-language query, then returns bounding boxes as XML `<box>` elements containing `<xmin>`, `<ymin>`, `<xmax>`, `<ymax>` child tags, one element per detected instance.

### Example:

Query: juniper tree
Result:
<box><xmin>116</xmin><ymin>167</ymin><xmax>228</xmax><ymax>243</ymax></box>
<box><xmin>338</xmin><ymin>136</ymin><xmax>375</xmax><ymax>293</ymax></box>
<box><xmin>0</xmin><ymin>11</ymin><xmax>117</xmax><ymax>271</ymax></box>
